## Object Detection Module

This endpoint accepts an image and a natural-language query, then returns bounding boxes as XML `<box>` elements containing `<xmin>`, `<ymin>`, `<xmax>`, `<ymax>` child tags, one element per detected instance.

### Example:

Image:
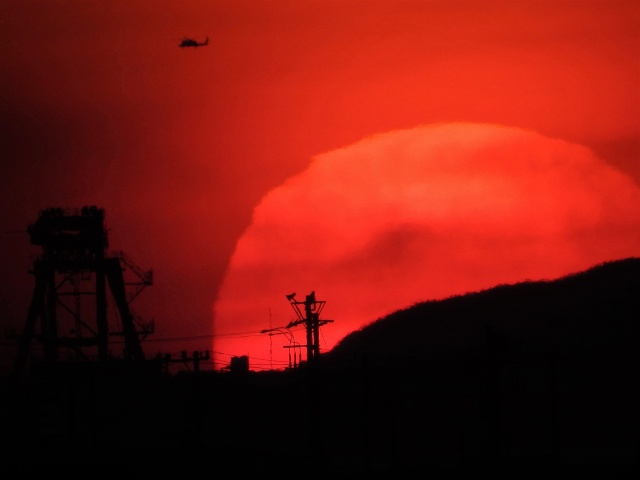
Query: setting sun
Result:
<box><xmin>213</xmin><ymin>122</ymin><xmax>640</xmax><ymax>370</ymax></box>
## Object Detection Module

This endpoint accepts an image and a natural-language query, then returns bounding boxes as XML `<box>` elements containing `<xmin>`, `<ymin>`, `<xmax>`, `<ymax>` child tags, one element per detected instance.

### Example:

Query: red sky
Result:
<box><xmin>1</xmin><ymin>1</ymin><xmax>638</xmax><ymax>373</ymax></box>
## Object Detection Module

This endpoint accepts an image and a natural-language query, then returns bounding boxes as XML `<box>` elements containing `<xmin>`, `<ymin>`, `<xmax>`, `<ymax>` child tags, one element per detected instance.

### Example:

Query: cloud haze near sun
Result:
<box><xmin>213</xmin><ymin>123</ymin><xmax>640</xmax><ymax>369</ymax></box>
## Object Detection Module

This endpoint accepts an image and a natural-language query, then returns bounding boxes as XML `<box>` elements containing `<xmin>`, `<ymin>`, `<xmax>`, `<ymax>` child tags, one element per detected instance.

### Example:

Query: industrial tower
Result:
<box><xmin>13</xmin><ymin>206</ymin><xmax>153</xmax><ymax>377</ymax></box>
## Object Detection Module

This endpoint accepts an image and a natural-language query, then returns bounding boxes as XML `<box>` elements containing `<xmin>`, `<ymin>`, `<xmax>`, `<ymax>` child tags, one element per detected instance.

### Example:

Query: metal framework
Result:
<box><xmin>13</xmin><ymin>206</ymin><xmax>153</xmax><ymax>377</ymax></box>
<box><xmin>285</xmin><ymin>291</ymin><xmax>333</xmax><ymax>367</ymax></box>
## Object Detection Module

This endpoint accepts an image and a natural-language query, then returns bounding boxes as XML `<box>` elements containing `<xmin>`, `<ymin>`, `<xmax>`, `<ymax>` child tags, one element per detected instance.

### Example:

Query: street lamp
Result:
<box><xmin>260</xmin><ymin>326</ymin><xmax>301</xmax><ymax>370</ymax></box>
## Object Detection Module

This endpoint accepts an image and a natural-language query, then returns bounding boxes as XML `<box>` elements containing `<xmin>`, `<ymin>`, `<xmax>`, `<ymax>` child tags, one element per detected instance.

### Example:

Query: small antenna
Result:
<box><xmin>268</xmin><ymin>307</ymin><xmax>272</xmax><ymax>369</ymax></box>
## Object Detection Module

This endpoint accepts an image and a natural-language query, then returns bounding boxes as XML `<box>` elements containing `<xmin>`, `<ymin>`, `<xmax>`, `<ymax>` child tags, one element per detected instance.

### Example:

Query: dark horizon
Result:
<box><xmin>3</xmin><ymin>224</ymin><xmax>638</xmax><ymax>377</ymax></box>
<box><xmin>2</xmin><ymin>255</ymin><xmax>638</xmax><ymax>475</ymax></box>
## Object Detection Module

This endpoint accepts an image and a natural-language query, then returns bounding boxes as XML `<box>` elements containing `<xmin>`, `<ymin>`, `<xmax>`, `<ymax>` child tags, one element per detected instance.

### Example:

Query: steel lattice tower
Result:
<box><xmin>13</xmin><ymin>206</ymin><xmax>153</xmax><ymax>377</ymax></box>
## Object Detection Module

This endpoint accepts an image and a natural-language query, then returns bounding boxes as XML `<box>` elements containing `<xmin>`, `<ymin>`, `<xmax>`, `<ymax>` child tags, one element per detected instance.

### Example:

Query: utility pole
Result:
<box><xmin>285</xmin><ymin>291</ymin><xmax>333</xmax><ymax>367</ymax></box>
<box><xmin>158</xmin><ymin>350</ymin><xmax>210</xmax><ymax>374</ymax></box>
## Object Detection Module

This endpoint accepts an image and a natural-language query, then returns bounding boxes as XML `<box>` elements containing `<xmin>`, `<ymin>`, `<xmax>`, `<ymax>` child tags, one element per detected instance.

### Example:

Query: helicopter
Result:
<box><xmin>179</xmin><ymin>36</ymin><xmax>208</xmax><ymax>48</ymax></box>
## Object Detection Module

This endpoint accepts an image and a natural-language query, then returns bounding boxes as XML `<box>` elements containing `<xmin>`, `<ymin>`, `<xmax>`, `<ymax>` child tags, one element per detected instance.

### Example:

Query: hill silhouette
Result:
<box><xmin>323</xmin><ymin>257</ymin><xmax>640</xmax><ymax>368</ymax></box>
<box><xmin>312</xmin><ymin>258</ymin><xmax>639</xmax><ymax>474</ymax></box>
<box><xmin>2</xmin><ymin>258</ymin><xmax>638</xmax><ymax>475</ymax></box>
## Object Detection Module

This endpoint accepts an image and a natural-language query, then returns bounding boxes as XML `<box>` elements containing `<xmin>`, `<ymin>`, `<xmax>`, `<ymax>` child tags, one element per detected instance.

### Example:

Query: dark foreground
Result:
<box><xmin>1</xmin><ymin>351</ymin><xmax>637</xmax><ymax>477</ymax></box>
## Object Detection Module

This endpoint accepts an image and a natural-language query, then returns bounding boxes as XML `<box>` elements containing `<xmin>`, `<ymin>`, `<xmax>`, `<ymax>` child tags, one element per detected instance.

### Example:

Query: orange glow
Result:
<box><xmin>213</xmin><ymin>123</ymin><xmax>640</xmax><ymax>370</ymax></box>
